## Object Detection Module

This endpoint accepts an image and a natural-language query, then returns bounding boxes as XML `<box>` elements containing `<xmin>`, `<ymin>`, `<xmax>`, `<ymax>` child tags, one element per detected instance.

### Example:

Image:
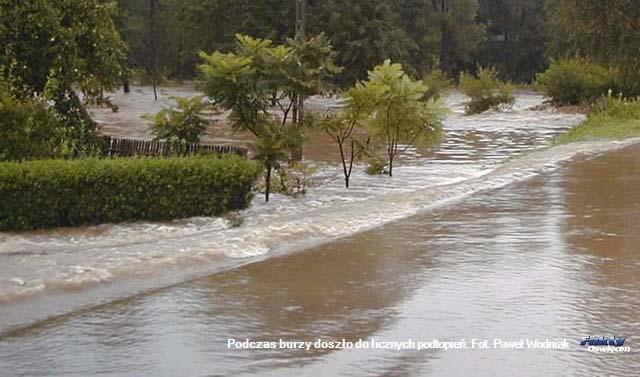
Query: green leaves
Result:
<box><xmin>0</xmin><ymin>90</ymin><xmax>61</xmax><ymax>161</ymax></box>
<box><xmin>536</xmin><ymin>58</ymin><xmax>617</xmax><ymax>106</ymax></box>
<box><xmin>349</xmin><ymin>60</ymin><xmax>446</xmax><ymax>175</ymax></box>
<box><xmin>0</xmin><ymin>156</ymin><xmax>262</xmax><ymax>231</ymax></box>
<box><xmin>0</xmin><ymin>0</ymin><xmax>129</xmax><ymax>156</ymax></box>
<box><xmin>0</xmin><ymin>0</ymin><xmax>127</xmax><ymax>99</ymax></box>
<box><xmin>198</xmin><ymin>33</ymin><xmax>338</xmax><ymax>132</ymax></box>
<box><xmin>198</xmin><ymin>33</ymin><xmax>338</xmax><ymax>201</ymax></box>
<box><xmin>145</xmin><ymin>96</ymin><xmax>210</xmax><ymax>150</ymax></box>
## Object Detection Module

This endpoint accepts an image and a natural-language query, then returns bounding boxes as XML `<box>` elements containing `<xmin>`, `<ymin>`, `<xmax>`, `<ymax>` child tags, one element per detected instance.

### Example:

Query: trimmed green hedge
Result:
<box><xmin>0</xmin><ymin>156</ymin><xmax>262</xmax><ymax>231</ymax></box>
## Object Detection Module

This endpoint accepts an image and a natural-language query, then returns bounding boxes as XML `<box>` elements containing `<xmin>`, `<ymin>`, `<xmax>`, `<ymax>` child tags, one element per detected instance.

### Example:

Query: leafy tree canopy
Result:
<box><xmin>0</xmin><ymin>0</ymin><xmax>128</xmax><ymax>154</ymax></box>
<box><xmin>352</xmin><ymin>60</ymin><xmax>446</xmax><ymax>176</ymax></box>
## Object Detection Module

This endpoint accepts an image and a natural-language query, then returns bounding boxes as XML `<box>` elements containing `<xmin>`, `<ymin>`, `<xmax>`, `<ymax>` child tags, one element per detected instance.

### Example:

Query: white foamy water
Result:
<box><xmin>0</xmin><ymin>92</ymin><xmax>603</xmax><ymax>330</ymax></box>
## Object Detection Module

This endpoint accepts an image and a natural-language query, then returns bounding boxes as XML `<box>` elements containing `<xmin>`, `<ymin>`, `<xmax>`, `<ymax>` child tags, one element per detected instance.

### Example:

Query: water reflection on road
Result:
<box><xmin>2</xmin><ymin>146</ymin><xmax>638</xmax><ymax>376</ymax></box>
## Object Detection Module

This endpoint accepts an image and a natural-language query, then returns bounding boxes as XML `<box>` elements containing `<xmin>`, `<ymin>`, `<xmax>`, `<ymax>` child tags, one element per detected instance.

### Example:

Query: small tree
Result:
<box><xmin>198</xmin><ymin>34</ymin><xmax>337</xmax><ymax>201</ymax></box>
<box><xmin>145</xmin><ymin>96</ymin><xmax>209</xmax><ymax>154</ymax></box>
<box><xmin>353</xmin><ymin>60</ymin><xmax>446</xmax><ymax>177</ymax></box>
<box><xmin>253</xmin><ymin>122</ymin><xmax>293</xmax><ymax>202</ymax></box>
<box><xmin>320</xmin><ymin>87</ymin><xmax>370</xmax><ymax>188</ymax></box>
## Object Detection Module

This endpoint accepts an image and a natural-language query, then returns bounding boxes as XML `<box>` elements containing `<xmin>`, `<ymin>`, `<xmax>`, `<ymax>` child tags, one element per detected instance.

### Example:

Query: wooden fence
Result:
<box><xmin>99</xmin><ymin>136</ymin><xmax>248</xmax><ymax>158</ymax></box>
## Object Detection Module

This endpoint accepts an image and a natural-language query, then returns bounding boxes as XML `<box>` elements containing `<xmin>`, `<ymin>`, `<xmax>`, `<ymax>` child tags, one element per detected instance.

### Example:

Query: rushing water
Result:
<box><xmin>1</xmin><ymin>138</ymin><xmax>639</xmax><ymax>376</ymax></box>
<box><xmin>0</xmin><ymin>91</ymin><xmax>603</xmax><ymax>332</ymax></box>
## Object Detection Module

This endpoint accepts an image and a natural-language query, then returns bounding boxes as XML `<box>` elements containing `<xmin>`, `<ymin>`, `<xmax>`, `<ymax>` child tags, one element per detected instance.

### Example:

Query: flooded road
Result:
<box><xmin>0</xmin><ymin>92</ymin><xmax>584</xmax><ymax>319</ymax></box>
<box><xmin>1</xmin><ymin>143</ymin><xmax>638</xmax><ymax>376</ymax></box>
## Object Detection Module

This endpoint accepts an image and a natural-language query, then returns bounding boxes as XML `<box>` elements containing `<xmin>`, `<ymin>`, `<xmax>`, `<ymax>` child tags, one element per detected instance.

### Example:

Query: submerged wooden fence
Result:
<box><xmin>99</xmin><ymin>136</ymin><xmax>248</xmax><ymax>158</ymax></box>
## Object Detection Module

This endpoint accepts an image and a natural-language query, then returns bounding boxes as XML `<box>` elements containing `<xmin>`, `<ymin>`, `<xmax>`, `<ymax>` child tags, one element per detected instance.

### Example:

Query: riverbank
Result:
<box><xmin>3</xmin><ymin>139</ymin><xmax>640</xmax><ymax>376</ymax></box>
<box><xmin>1</xmin><ymin>92</ymin><xmax>583</xmax><ymax>332</ymax></box>
<box><xmin>556</xmin><ymin>97</ymin><xmax>640</xmax><ymax>144</ymax></box>
<box><xmin>3</xmin><ymin>135</ymin><xmax>639</xmax><ymax>334</ymax></box>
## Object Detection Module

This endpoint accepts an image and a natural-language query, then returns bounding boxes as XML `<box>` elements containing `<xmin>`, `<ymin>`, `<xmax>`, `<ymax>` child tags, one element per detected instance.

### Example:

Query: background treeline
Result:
<box><xmin>3</xmin><ymin>0</ymin><xmax>640</xmax><ymax>163</ymax></box>
<box><xmin>119</xmin><ymin>0</ymin><xmax>549</xmax><ymax>85</ymax></box>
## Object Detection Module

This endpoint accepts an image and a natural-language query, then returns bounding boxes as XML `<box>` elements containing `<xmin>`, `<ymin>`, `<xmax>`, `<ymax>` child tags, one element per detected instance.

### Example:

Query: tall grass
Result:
<box><xmin>556</xmin><ymin>95</ymin><xmax>640</xmax><ymax>143</ymax></box>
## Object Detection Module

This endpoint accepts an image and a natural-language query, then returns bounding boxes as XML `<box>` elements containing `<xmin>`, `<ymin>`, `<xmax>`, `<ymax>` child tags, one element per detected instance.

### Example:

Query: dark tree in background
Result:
<box><xmin>307</xmin><ymin>0</ymin><xmax>415</xmax><ymax>85</ymax></box>
<box><xmin>475</xmin><ymin>0</ymin><xmax>548</xmax><ymax>82</ymax></box>
<box><xmin>147</xmin><ymin>0</ymin><xmax>159</xmax><ymax>100</ymax></box>
<box><xmin>116</xmin><ymin>0</ymin><xmax>633</xmax><ymax>86</ymax></box>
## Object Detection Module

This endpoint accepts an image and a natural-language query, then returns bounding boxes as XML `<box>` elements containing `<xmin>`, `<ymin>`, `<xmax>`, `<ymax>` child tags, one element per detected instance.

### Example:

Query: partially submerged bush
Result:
<box><xmin>224</xmin><ymin>212</ymin><xmax>246</xmax><ymax>228</ymax></box>
<box><xmin>261</xmin><ymin>162</ymin><xmax>317</xmax><ymax>198</ymax></box>
<box><xmin>536</xmin><ymin>58</ymin><xmax>618</xmax><ymax>106</ymax></box>
<box><xmin>0</xmin><ymin>155</ymin><xmax>261</xmax><ymax>231</ymax></box>
<box><xmin>459</xmin><ymin>67</ymin><xmax>515</xmax><ymax>114</ymax></box>
<box><xmin>423</xmin><ymin>69</ymin><xmax>453</xmax><ymax>100</ymax></box>
<box><xmin>132</xmin><ymin>67</ymin><xmax>177</xmax><ymax>87</ymax></box>
<box><xmin>364</xmin><ymin>157</ymin><xmax>387</xmax><ymax>175</ymax></box>
<box><xmin>145</xmin><ymin>96</ymin><xmax>211</xmax><ymax>154</ymax></box>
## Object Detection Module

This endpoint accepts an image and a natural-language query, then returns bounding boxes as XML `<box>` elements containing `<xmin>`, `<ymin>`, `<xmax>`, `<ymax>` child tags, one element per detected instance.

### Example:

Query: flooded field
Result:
<box><xmin>2</xmin><ymin>137</ymin><xmax>639</xmax><ymax>377</ymax></box>
<box><xmin>0</xmin><ymin>91</ymin><xmax>588</xmax><ymax>327</ymax></box>
<box><xmin>4</xmin><ymin>89</ymin><xmax>638</xmax><ymax>373</ymax></box>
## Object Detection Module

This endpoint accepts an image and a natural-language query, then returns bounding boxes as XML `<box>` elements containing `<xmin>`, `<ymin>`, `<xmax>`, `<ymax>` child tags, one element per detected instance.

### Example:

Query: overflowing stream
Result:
<box><xmin>0</xmin><ymin>91</ymin><xmax>602</xmax><ymax>335</ymax></box>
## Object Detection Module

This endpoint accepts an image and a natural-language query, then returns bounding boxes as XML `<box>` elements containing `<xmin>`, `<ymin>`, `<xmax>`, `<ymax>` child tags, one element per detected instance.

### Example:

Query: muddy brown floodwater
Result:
<box><xmin>1</xmin><ymin>142</ymin><xmax>639</xmax><ymax>376</ymax></box>
<box><xmin>1</xmin><ymin>90</ymin><xmax>636</xmax><ymax>375</ymax></box>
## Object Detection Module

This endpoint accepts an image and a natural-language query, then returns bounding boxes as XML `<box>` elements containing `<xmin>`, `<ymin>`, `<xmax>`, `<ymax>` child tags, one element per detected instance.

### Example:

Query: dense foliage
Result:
<box><xmin>0</xmin><ymin>156</ymin><xmax>261</xmax><ymax>231</ymax></box>
<box><xmin>476</xmin><ymin>0</ymin><xmax>547</xmax><ymax>82</ymax></box>
<box><xmin>0</xmin><ymin>0</ymin><xmax>128</xmax><ymax>156</ymax></box>
<box><xmin>146</xmin><ymin>96</ymin><xmax>210</xmax><ymax>150</ymax></box>
<box><xmin>352</xmin><ymin>60</ymin><xmax>446</xmax><ymax>176</ymax></box>
<box><xmin>198</xmin><ymin>33</ymin><xmax>339</xmax><ymax>201</ymax></box>
<box><xmin>0</xmin><ymin>90</ymin><xmax>61</xmax><ymax>161</ymax></box>
<box><xmin>543</xmin><ymin>0</ymin><xmax>640</xmax><ymax>103</ymax></box>
<box><xmin>536</xmin><ymin>58</ymin><xmax>615</xmax><ymax>106</ymax></box>
<box><xmin>116</xmin><ymin>0</ymin><xmax>551</xmax><ymax>86</ymax></box>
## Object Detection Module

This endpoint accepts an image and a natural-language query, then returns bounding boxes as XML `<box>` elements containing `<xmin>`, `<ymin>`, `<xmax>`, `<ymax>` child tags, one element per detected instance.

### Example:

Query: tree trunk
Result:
<box><xmin>295</xmin><ymin>0</ymin><xmax>307</xmax><ymax>37</ymax></box>
<box><xmin>290</xmin><ymin>94</ymin><xmax>303</xmax><ymax>161</ymax></box>
<box><xmin>149</xmin><ymin>0</ymin><xmax>158</xmax><ymax>101</ymax></box>
<box><xmin>265</xmin><ymin>165</ymin><xmax>272</xmax><ymax>202</ymax></box>
<box><xmin>152</xmin><ymin>79</ymin><xmax>158</xmax><ymax>101</ymax></box>
<box><xmin>439</xmin><ymin>0</ymin><xmax>452</xmax><ymax>74</ymax></box>
<box><xmin>338</xmin><ymin>141</ymin><xmax>349</xmax><ymax>188</ymax></box>
<box><xmin>291</xmin><ymin>0</ymin><xmax>307</xmax><ymax>162</ymax></box>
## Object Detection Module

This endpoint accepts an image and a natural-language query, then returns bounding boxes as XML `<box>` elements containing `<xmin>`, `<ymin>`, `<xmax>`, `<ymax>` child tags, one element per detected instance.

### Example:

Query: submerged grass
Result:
<box><xmin>556</xmin><ymin>96</ymin><xmax>640</xmax><ymax>144</ymax></box>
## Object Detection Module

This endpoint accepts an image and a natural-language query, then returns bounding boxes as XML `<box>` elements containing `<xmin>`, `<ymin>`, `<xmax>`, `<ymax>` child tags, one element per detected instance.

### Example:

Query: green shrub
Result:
<box><xmin>536</xmin><ymin>58</ymin><xmax>616</xmax><ymax>106</ymax></box>
<box><xmin>423</xmin><ymin>69</ymin><xmax>453</xmax><ymax>100</ymax></box>
<box><xmin>0</xmin><ymin>92</ymin><xmax>61</xmax><ymax>161</ymax></box>
<box><xmin>459</xmin><ymin>67</ymin><xmax>515</xmax><ymax>114</ymax></box>
<box><xmin>145</xmin><ymin>96</ymin><xmax>211</xmax><ymax>153</ymax></box>
<box><xmin>612</xmin><ymin>66</ymin><xmax>640</xmax><ymax>99</ymax></box>
<box><xmin>556</xmin><ymin>95</ymin><xmax>640</xmax><ymax>143</ymax></box>
<box><xmin>365</xmin><ymin>157</ymin><xmax>387</xmax><ymax>175</ymax></box>
<box><xmin>0</xmin><ymin>156</ymin><xmax>261</xmax><ymax>231</ymax></box>
<box><xmin>132</xmin><ymin>67</ymin><xmax>177</xmax><ymax>87</ymax></box>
